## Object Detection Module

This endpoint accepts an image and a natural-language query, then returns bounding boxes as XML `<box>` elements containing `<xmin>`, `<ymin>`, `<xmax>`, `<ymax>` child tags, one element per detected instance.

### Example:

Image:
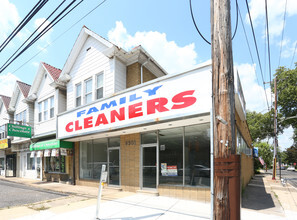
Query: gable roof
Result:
<box><xmin>59</xmin><ymin>26</ymin><xmax>114</xmax><ymax>81</ymax></box>
<box><xmin>42</xmin><ymin>62</ymin><xmax>62</xmax><ymax>81</ymax></box>
<box><xmin>16</xmin><ymin>81</ymin><xmax>31</xmax><ymax>98</ymax></box>
<box><xmin>27</xmin><ymin>62</ymin><xmax>62</xmax><ymax>102</ymax></box>
<box><xmin>0</xmin><ymin>95</ymin><xmax>11</xmax><ymax>110</ymax></box>
<box><xmin>8</xmin><ymin>81</ymin><xmax>31</xmax><ymax>112</ymax></box>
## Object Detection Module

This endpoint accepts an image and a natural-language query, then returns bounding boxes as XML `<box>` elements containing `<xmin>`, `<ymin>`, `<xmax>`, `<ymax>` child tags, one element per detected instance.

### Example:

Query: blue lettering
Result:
<box><xmin>77</xmin><ymin>110</ymin><xmax>86</xmax><ymax>118</ymax></box>
<box><xmin>120</xmin><ymin>97</ymin><xmax>126</xmax><ymax>105</ymax></box>
<box><xmin>87</xmin><ymin>107</ymin><xmax>99</xmax><ymax>115</ymax></box>
<box><xmin>129</xmin><ymin>94</ymin><xmax>142</xmax><ymax>102</ymax></box>
<box><xmin>101</xmin><ymin>100</ymin><xmax>117</xmax><ymax>110</ymax></box>
<box><xmin>143</xmin><ymin>85</ymin><xmax>163</xmax><ymax>96</ymax></box>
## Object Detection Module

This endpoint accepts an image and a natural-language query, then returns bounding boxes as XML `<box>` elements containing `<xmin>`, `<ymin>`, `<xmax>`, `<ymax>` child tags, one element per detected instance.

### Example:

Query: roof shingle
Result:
<box><xmin>0</xmin><ymin>95</ymin><xmax>11</xmax><ymax>110</ymax></box>
<box><xmin>17</xmin><ymin>81</ymin><xmax>31</xmax><ymax>98</ymax></box>
<box><xmin>42</xmin><ymin>62</ymin><xmax>62</xmax><ymax>82</ymax></box>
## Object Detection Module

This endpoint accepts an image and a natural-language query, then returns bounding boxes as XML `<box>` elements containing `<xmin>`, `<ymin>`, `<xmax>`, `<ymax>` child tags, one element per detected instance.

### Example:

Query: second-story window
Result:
<box><xmin>50</xmin><ymin>96</ymin><xmax>54</xmax><ymax>118</ymax></box>
<box><xmin>96</xmin><ymin>72</ymin><xmax>103</xmax><ymax>100</ymax></box>
<box><xmin>84</xmin><ymin>78</ymin><xmax>92</xmax><ymax>104</ymax></box>
<box><xmin>38</xmin><ymin>103</ymin><xmax>42</xmax><ymax>122</ymax></box>
<box><xmin>15</xmin><ymin>110</ymin><xmax>26</xmax><ymax>125</ymax></box>
<box><xmin>75</xmin><ymin>83</ymin><xmax>82</xmax><ymax>107</ymax></box>
<box><xmin>43</xmin><ymin>99</ymin><xmax>48</xmax><ymax>121</ymax></box>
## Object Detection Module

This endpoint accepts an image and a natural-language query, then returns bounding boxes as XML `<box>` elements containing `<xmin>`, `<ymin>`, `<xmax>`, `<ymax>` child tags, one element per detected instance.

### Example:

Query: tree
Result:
<box><xmin>255</xmin><ymin>142</ymin><xmax>274</xmax><ymax>169</ymax></box>
<box><xmin>273</xmin><ymin>65</ymin><xmax>297</xmax><ymax>145</ymax></box>
<box><xmin>246</xmin><ymin>110</ymin><xmax>285</xmax><ymax>142</ymax></box>
<box><xmin>283</xmin><ymin>146</ymin><xmax>297</xmax><ymax>165</ymax></box>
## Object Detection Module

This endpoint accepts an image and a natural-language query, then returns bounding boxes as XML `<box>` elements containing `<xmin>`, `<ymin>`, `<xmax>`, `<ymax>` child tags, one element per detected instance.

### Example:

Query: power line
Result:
<box><xmin>0</xmin><ymin>1</ymin><xmax>67</xmax><ymax>72</ymax></box>
<box><xmin>0</xmin><ymin>0</ymin><xmax>48</xmax><ymax>52</ymax></box>
<box><xmin>265</xmin><ymin>0</ymin><xmax>272</xmax><ymax>106</ymax></box>
<box><xmin>0</xmin><ymin>0</ymin><xmax>83</xmax><ymax>73</ymax></box>
<box><xmin>11</xmin><ymin>0</ymin><xmax>108</xmax><ymax>74</ymax></box>
<box><xmin>278</xmin><ymin>0</ymin><xmax>288</xmax><ymax>67</ymax></box>
<box><xmin>290</xmin><ymin>42</ymin><xmax>297</xmax><ymax>69</ymax></box>
<box><xmin>245</xmin><ymin>0</ymin><xmax>270</xmax><ymax>110</ymax></box>
<box><xmin>189</xmin><ymin>0</ymin><xmax>239</xmax><ymax>45</ymax></box>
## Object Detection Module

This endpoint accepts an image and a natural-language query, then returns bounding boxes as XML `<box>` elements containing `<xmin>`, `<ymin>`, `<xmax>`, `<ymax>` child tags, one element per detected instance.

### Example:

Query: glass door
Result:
<box><xmin>142</xmin><ymin>145</ymin><xmax>157</xmax><ymax>189</ymax></box>
<box><xmin>108</xmin><ymin>148</ymin><xmax>120</xmax><ymax>186</ymax></box>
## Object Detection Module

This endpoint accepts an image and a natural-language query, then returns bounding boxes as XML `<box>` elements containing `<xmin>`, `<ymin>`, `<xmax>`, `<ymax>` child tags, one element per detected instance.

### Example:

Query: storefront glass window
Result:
<box><xmin>109</xmin><ymin>137</ymin><xmax>120</xmax><ymax>147</ymax></box>
<box><xmin>185</xmin><ymin>124</ymin><xmax>210</xmax><ymax>187</ymax></box>
<box><xmin>237</xmin><ymin>128</ymin><xmax>251</xmax><ymax>155</ymax></box>
<box><xmin>80</xmin><ymin>139</ymin><xmax>107</xmax><ymax>180</ymax></box>
<box><xmin>142</xmin><ymin>132</ymin><xmax>157</xmax><ymax>144</ymax></box>
<box><xmin>44</xmin><ymin>155</ymin><xmax>66</xmax><ymax>173</ymax></box>
<box><xmin>0</xmin><ymin>158</ymin><xmax>4</xmax><ymax>170</ymax></box>
<box><xmin>159</xmin><ymin>127</ymin><xmax>183</xmax><ymax>185</ymax></box>
<box><xmin>27</xmin><ymin>153</ymin><xmax>35</xmax><ymax>170</ymax></box>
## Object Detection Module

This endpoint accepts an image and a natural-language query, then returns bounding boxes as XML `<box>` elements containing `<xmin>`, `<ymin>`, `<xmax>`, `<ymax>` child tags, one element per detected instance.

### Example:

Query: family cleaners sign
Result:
<box><xmin>57</xmin><ymin>69</ymin><xmax>211</xmax><ymax>139</ymax></box>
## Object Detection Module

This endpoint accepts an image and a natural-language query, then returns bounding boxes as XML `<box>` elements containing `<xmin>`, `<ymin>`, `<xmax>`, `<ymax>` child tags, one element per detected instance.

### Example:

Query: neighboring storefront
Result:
<box><xmin>30</xmin><ymin>139</ymin><xmax>73</xmax><ymax>183</ymax></box>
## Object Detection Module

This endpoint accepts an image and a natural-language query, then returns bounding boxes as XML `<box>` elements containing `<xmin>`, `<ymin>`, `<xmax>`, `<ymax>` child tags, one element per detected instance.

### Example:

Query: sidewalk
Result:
<box><xmin>1</xmin><ymin>173</ymin><xmax>297</xmax><ymax>220</ymax></box>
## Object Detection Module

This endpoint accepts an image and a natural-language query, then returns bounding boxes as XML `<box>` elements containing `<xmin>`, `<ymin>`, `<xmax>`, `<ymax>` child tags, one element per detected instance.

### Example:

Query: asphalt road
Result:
<box><xmin>0</xmin><ymin>179</ymin><xmax>67</xmax><ymax>209</ymax></box>
<box><xmin>278</xmin><ymin>170</ymin><xmax>297</xmax><ymax>188</ymax></box>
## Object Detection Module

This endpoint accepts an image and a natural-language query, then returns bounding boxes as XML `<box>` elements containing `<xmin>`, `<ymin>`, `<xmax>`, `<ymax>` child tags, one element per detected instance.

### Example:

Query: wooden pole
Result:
<box><xmin>272</xmin><ymin>78</ymin><xmax>277</xmax><ymax>180</ymax></box>
<box><xmin>211</xmin><ymin>0</ymin><xmax>240</xmax><ymax>219</ymax></box>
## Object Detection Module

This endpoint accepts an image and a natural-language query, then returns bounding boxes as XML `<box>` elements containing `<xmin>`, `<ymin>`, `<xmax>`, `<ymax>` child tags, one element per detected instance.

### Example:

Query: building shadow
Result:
<box><xmin>241</xmin><ymin>174</ymin><xmax>275</xmax><ymax>210</ymax></box>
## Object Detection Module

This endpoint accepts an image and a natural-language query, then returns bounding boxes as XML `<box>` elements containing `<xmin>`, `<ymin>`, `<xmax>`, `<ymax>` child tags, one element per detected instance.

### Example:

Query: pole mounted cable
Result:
<box><xmin>189</xmin><ymin>0</ymin><xmax>239</xmax><ymax>45</ymax></box>
<box><xmin>265</xmin><ymin>0</ymin><xmax>272</xmax><ymax>106</ymax></box>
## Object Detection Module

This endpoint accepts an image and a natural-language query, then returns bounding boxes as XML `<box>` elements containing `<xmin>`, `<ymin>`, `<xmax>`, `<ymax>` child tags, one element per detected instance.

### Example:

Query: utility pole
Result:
<box><xmin>211</xmin><ymin>0</ymin><xmax>240</xmax><ymax>219</ymax></box>
<box><xmin>272</xmin><ymin>77</ymin><xmax>277</xmax><ymax>180</ymax></box>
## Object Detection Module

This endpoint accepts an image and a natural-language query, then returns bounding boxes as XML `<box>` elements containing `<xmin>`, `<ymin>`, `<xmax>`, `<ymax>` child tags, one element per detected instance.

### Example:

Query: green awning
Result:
<box><xmin>30</xmin><ymin>139</ymin><xmax>73</xmax><ymax>151</ymax></box>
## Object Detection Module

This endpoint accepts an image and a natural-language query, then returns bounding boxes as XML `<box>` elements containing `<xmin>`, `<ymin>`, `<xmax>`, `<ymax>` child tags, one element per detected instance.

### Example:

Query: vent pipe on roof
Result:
<box><xmin>140</xmin><ymin>58</ymin><xmax>150</xmax><ymax>84</ymax></box>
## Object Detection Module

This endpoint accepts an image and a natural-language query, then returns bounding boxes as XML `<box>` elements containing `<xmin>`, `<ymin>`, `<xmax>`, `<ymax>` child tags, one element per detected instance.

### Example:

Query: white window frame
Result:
<box><xmin>43</xmin><ymin>99</ymin><xmax>48</xmax><ymax>121</ymax></box>
<box><xmin>49</xmin><ymin>96</ymin><xmax>54</xmax><ymax>118</ymax></box>
<box><xmin>38</xmin><ymin>102</ymin><xmax>42</xmax><ymax>122</ymax></box>
<box><xmin>84</xmin><ymin>78</ymin><xmax>93</xmax><ymax>104</ymax></box>
<box><xmin>96</xmin><ymin>72</ymin><xmax>104</xmax><ymax>100</ymax></box>
<box><xmin>75</xmin><ymin>83</ymin><xmax>82</xmax><ymax>107</ymax></box>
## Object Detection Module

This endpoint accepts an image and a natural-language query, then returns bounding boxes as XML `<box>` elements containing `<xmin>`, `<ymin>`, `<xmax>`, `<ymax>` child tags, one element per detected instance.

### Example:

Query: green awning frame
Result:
<box><xmin>30</xmin><ymin>139</ymin><xmax>73</xmax><ymax>151</ymax></box>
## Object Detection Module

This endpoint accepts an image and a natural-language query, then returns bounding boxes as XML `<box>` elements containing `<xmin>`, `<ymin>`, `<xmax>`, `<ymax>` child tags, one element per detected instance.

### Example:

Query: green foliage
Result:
<box><xmin>255</xmin><ymin>142</ymin><xmax>274</xmax><ymax>168</ymax></box>
<box><xmin>273</xmin><ymin>66</ymin><xmax>297</xmax><ymax>145</ymax></box>
<box><xmin>283</xmin><ymin>146</ymin><xmax>297</xmax><ymax>164</ymax></box>
<box><xmin>246</xmin><ymin>110</ymin><xmax>285</xmax><ymax>142</ymax></box>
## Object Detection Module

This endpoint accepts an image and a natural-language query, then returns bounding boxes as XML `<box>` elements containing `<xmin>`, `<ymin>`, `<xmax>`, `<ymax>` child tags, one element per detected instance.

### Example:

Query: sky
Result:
<box><xmin>0</xmin><ymin>0</ymin><xmax>296</xmax><ymax>150</ymax></box>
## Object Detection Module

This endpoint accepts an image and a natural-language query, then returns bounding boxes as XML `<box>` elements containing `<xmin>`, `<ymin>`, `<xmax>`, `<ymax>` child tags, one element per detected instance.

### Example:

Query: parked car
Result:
<box><xmin>287</xmin><ymin>166</ymin><xmax>295</xmax><ymax>171</ymax></box>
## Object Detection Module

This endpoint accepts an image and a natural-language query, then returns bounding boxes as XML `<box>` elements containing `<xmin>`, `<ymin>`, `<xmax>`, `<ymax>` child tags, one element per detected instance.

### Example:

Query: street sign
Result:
<box><xmin>101</xmin><ymin>171</ymin><xmax>108</xmax><ymax>183</ymax></box>
<box><xmin>7</xmin><ymin>123</ymin><xmax>31</xmax><ymax>138</ymax></box>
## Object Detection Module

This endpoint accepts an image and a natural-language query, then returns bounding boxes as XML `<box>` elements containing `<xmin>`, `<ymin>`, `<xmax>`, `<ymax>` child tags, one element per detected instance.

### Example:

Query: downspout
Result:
<box><xmin>140</xmin><ymin>59</ymin><xmax>150</xmax><ymax>84</ymax></box>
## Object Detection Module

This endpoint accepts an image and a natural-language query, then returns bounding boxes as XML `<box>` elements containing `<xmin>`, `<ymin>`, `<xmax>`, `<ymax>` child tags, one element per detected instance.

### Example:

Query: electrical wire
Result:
<box><xmin>245</xmin><ymin>0</ymin><xmax>270</xmax><ymax>111</ymax></box>
<box><xmin>0</xmin><ymin>0</ymin><xmax>48</xmax><ymax>52</ymax></box>
<box><xmin>278</xmin><ymin>0</ymin><xmax>288</xmax><ymax>67</ymax></box>
<box><xmin>238</xmin><ymin>6</ymin><xmax>266</xmax><ymax>108</ymax></box>
<box><xmin>265</xmin><ymin>0</ymin><xmax>272</xmax><ymax>106</ymax></box>
<box><xmin>189</xmin><ymin>0</ymin><xmax>239</xmax><ymax>45</ymax></box>
<box><xmin>189</xmin><ymin>0</ymin><xmax>210</xmax><ymax>45</ymax></box>
<box><xmin>290</xmin><ymin>42</ymin><xmax>297</xmax><ymax>69</ymax></box>
<box><xmin>0</xmin><ymin>1</ymin><xmax>67</xmax><ymax>71</ymax></box>
<box><xmin>11</xmin><ymin>0</ymin><xmax>108</xmax><ymax>74</ymax></box>
<box><xmin>0</xmin><ymin>0</ymin><xmax>83</xmax><ymax>73</ymax></box>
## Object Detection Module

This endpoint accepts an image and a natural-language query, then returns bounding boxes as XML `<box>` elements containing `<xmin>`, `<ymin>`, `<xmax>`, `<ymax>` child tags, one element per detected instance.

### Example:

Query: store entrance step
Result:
<box><xmin>105</xmin><ymin>186</ymin><xmax>123</xmax><ymax>192</ymax></box>
<box><xmin>136</xmin><ymin>189</ymin><xmax>159</xmax><ymax>196</ymax></box>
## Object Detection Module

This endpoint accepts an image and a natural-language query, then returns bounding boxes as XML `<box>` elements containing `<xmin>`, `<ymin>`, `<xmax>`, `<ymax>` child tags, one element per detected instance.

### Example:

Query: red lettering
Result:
<box><xmin>110</xmin><ymin>107</ymin><xmax>125</xmax><ymax>123</ymax></box>
<box><xmin>147</xmin><ymin>98</ymin><xmax>169</xmax><ymax>115</ymax></box>
<box><xmin>171</xmin><ymin>90</ymin><xmax>196</xmax><ymax>109</ymax></box>
<box><xmin>75</xmin><ymin>120</ymin><xmax>82</xmax><ymax>131</ymax></box>
<box><xmin>95</xmin><ymin>113</ymin><xmax>109</xmax><ymax>126</ymax></box>
<box><xmin>129</xmin><ymin>102</ymin><xmax>143</xmax><ymax>119</ymax></box>
<box><xmin>84</xmin><ymin>116</ymin><xmax>93</xmax><ymax>129</ymax></box>
<box><xmin>65</xmin><ymin>122</ymin><xmax>73</xmax><ymax>132</ymax></box>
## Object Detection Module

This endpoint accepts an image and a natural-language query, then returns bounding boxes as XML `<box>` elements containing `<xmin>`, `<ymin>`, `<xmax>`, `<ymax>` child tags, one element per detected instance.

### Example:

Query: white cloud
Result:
<box><xmin>0</xmin><ymin>72</ymin><xmax>20</xmax><ymax>96</ymax></box>
<box><xmin>248</xmin><ymin>0</ymin><xmax>297</xmax><ymax>39</ymax></box>
<box><xmin>278</xmin><ymin>126</ymin><xmax>294</xmax><ymax>151</ymax></box>
<box><xmin>108</xmin><ymin>21</ymin><xmax>198</xmax><ymax>74</ymax></box>
<box><xmin>235</xmin><ymin>63</ymin><xmax>272</xmax><ymax>112</ymax></box>
<box><xmin>0</xmin><ymin>0</ymin><xmax>20</xmax><ymax>42</ymax></box>
<box><xmin>34</xmin><ymin>18</ymin><xmax>53</xmax><ymax>45</ymax></box>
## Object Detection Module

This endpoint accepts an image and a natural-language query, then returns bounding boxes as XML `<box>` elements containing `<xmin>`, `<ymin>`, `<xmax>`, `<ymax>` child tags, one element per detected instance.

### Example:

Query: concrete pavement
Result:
<box><xmin>0</xmin><ymin>171</ymin><xmax>297</xmax><ymax>219</ymax></box>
